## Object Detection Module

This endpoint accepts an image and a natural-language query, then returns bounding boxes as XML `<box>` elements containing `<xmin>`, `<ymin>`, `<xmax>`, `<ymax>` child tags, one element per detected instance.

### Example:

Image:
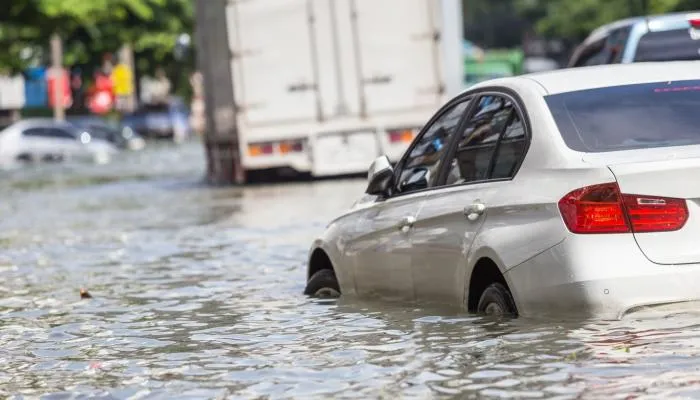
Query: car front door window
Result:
<box><xmin>395</xmin><ymin>99</ymin><xmax>471</xmax><ymax>194</ymax></box>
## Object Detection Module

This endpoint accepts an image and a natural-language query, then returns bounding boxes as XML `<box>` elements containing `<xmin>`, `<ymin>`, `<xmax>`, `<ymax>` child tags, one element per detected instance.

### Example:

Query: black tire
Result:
<box><xmin>303</xmin><ymin>269</ymin><xmax>341</xmax><ymax>298</ymax></box>
<box><xmin>477</xmin><ymin>283</ymin><xmax>517</xmax><ymax>316</ymax></box>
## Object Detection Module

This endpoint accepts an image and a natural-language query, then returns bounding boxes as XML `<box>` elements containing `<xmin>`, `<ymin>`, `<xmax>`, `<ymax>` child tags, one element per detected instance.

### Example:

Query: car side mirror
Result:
<box><xmin>366</xmin><ymin>155</ymin><xmax>394</xmax><ymax>196</ymax></box>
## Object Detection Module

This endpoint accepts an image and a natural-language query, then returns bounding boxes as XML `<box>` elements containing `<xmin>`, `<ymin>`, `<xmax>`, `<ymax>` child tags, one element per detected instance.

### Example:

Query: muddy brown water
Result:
<box><xmin>2</xmin><ymin>141</ymin><xmax>700</xmax><ymax>399</ymax></box>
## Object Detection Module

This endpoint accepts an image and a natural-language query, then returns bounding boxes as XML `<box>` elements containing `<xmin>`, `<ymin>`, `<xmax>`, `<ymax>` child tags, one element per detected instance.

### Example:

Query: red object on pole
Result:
<box><xmin>88</xmin><ymin>73</ymin><xmax>115</xmax><ymax>114</ymax></box>
<box><xmin>47</xmin><ymin>67</ymin><xmax>72</xmax><ymax>109</ymax></box>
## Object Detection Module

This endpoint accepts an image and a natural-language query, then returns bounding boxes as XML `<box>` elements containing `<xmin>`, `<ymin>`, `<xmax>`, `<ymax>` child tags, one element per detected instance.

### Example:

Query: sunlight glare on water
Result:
<box><xmin>2</xmin><ymin>141</ymin><xmax>700</xmax><ymax>399</ymax></box>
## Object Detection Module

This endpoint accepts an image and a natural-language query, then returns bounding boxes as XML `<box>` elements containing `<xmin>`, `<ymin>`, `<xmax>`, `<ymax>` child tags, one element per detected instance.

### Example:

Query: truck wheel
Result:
<box><xmin>477</xmin><ymin>283</ymin><xmax>517</xmax><ymax>316</ymax></box>
<box><xmin>304</xmin><ymin>269</ymin><xmax>340</xmax><ymax>298</ymax></box>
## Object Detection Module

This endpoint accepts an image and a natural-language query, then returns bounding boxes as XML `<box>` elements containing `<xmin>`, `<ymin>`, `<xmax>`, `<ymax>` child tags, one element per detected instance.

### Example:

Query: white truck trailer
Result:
<box><xmin>225</xmin><ymin>0</ymin><xmax>464</xmax><ymax>179</ymax></box>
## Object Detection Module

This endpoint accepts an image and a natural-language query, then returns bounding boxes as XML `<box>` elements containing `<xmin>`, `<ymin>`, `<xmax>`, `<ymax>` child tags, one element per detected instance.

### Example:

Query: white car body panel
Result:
<box><xmin>609</xmin><ymin>158</ymin><xmax>700</xmax><ymax>265</ymax></box>
<box><xmin>308</xmin><ymin>61</ymin><xmax>700</xmax><ymax>320</ymax></box>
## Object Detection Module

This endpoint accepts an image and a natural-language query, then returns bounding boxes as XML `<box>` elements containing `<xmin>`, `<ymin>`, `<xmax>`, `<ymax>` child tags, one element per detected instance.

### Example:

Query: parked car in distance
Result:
<box><xmin>304</xmin><ymin>61</ymin><xmax>700</xmax><ymax>321</ymax></box>
<box><xmin>121</xmin><ymin>97</ymin><xmax>191</xmax><ymax>143</ymax></box>
<box><xmin>568</xmin><ymin>11</ymin><xmax>700</xmax><ymax>67</ymax></box>
<box><xmin>0</xmin><ymin>118</ymin><xmax>118</xmax><ymax>166</ymax></box>
<box><xmin>67</xmin><ymin>115</ymin><xmax>146</xmax><ymax>151</ymax></box>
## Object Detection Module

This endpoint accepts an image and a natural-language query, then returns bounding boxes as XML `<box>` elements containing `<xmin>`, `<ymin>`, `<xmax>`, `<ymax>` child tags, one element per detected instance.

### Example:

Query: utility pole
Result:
<box><xmin>50</xmin><ymin>33</ymin><xmax>65</xmax><ymax>121</ymax></box>
<box><xmin>118</xmin><ymin>44</ymin><xmax>137</xmax><ymax>113</ymax></box>
<box><xmin>194</xmin><ymin>0</ymin><xmax>245</xmax><ymax>185</ymax></box>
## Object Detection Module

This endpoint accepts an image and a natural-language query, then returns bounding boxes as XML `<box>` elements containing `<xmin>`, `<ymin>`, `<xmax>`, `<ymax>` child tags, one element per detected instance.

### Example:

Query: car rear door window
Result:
<box><xmin>490</xmin><ymin>113</ymin><xmax>527</xmax><ymax>179</ymax></box>
<box><xmin>395</xmin><ymin>98</ymin><xmax>472</xmax><ymax>194</ymax></box>
<box><xmin>443</xmin><ymin>95</ymin><xmax>521</xmax><ymax>185</ymax></box>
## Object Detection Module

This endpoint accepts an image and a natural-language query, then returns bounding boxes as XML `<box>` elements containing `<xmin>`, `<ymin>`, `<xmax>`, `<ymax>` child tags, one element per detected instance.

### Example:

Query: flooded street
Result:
<box><xmin>4</xmin><ymin>141</ymin><xmax>700</xmax><ymax>399</ymax></box>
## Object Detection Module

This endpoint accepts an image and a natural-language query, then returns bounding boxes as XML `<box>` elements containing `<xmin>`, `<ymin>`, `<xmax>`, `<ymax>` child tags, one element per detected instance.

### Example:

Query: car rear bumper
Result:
<box><xmin>506</xmin><ymin>234</ymin><xmax>700</xmax><ymax>320</ymax></box>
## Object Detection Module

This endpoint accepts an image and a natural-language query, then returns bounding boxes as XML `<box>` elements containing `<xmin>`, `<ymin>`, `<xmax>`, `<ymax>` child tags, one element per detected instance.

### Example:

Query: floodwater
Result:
<box><xmin>3</xmin><ymin>141</ymin><xmax>700</xmax><ymax>399</ymax></box>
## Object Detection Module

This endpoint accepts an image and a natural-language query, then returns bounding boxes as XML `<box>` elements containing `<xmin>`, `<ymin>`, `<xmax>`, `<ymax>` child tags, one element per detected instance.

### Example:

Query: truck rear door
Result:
<box><xmin>227</xmin><ymin>0</ymin><xmax>322</xmax><ymax>127</ymax></box>
<box><xmin>347</xmin><ymin>0</ymin><xmax>444</xmax><ymax>116</ymax></box>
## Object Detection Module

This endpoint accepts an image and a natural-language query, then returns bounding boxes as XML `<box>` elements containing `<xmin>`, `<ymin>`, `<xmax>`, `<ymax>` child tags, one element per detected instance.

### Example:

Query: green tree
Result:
<box><xmin>516</xmin><ymin>0</ymin><xmax>700</xmax><ymax>41</ymax></box>
<box><xmin>0</xmin><ymin>0</ymin><xmax>193</xmax><ymax>83</ymax></box>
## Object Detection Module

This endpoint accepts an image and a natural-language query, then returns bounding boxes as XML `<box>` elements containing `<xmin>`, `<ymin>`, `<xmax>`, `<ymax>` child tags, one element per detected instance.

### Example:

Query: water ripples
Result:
<box><xmin>1</xmin><ymin>142</ymin><xmax>700</xmax><ymax>399</ymax></box>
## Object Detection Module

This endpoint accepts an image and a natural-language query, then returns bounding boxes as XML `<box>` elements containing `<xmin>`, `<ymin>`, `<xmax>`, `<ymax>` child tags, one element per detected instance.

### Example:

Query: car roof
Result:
<box><xmin>645</xmin><ymin>10</ymin><xmax>700</xmax><ymax>29</ymax></box>
<box><xmin>583</xmin><ymin>11</ymin><xmax>700</xmax><ymax>44</ymax></box>
<box><xmin>466</xmin><ymin>61</ymin><xmax>700</xmax><ymax>95</ymax></box>
<box><xmin>583</xmin><ymin>16</ymin><xmax>644</xmax><ymax>44</ymax></box>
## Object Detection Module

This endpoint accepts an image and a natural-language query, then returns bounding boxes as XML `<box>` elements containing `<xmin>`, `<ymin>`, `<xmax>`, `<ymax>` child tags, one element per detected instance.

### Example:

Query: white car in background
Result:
<box><xmin>304</xmin><ymin>61</ymin><xmax>700</xmax><ymax>320</ymax></box>
<box><xmin>0</xmin><ymin>118</ymin><xmax>118</xmax><ymax>166</ymax></box>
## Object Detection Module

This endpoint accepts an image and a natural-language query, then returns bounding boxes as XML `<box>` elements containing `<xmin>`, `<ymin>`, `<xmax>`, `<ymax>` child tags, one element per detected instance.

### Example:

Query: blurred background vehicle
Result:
<box><xmin>0</xmin><ymin>118</ymin><xmax>118</xmax><ymax>166</ymax></box>
<box><xmin>568</xmin><ymin>11</ymin><xmax>700</xmax><ymax>67</ymax></box>
<box><xmin>229</xmin><ymin>0</ymin><xmax>464</xmax><ymax>182</ymax></box>
<box><xmin>120</xmin><ymin>97</ymin><xmax>191</xmax><ymax>143</ymax></box>
<box><xmin>67</xmin><ymin>115</ymin><xmax>146</xmax><ymax>151</ymax></box>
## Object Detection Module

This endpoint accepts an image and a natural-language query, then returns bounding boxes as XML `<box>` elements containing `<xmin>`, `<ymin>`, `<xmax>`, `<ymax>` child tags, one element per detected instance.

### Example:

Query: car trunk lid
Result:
<box><xmin>609</xmin><ymin>157</ymin><xmax>700</xmax><ymax>265</ymax></box>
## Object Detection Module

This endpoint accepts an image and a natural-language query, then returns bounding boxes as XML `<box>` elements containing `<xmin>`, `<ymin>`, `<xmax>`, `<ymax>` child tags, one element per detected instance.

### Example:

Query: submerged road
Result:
<box><xmin>1</xmin><ymin>140</ymin><xmax>700</xmax><ymax>399</ymax></box>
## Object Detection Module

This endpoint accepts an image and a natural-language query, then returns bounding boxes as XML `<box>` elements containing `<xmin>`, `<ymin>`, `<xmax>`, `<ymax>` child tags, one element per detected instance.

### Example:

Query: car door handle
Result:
<box><xmin>464</xmin><ymin>202</ymin><xmax>486</xmax><ymax>221</ymax></box>
<box><xmin>398</xmin><ymin>215</ymin><xmax>416</xmax><ymax>233</ymax></box>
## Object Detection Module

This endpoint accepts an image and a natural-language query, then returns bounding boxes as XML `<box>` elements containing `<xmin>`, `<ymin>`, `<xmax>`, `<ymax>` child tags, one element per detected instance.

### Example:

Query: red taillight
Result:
<box><xmin>248</xmin><ymin>142</ymin><xmax>275</xmax><ymax>156</ymax></box>
<box><xmin>558</xmin><ymin>183</ymin><xmax>629</xmax><ymax>233</ymax></box>
<box><xmin>388</xmin><ymin>128</ymin><xmax>416</xmax><ymax>143</ymax></box>
<box><xmin>249</xmin><ymin>140</ymin><xmax>304</xmax><ymax>157</ymax></box>
<box><xmin>622</xmin><ymin>194</ymin><xmax>688</xmax><ymax>233</ymax></box>
<box><xmin>279</xmin><ymin>140</ymin><xmax>303</xmax><ymax>154</ymax></box>
<box><xmin>690</xmin><ymin>18</ymin><xmax>700</xmax><ymax>28</ymax></box>
<box><xmin>558</xmin><ymin>183</ymin><xmax>688</xmax><ymax>234</ymax></box>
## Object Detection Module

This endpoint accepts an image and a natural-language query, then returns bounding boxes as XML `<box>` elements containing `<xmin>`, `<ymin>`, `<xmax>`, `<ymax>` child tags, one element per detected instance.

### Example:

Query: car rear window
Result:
<box><xmin>634</xmin><ymin>28</ymin><xmax>700</xmax><ymax>62</ymax></box>
<box><xmin>545</xmin><ymin>79</ymin><xmax>700</xmax><ymax>152</ymax></box>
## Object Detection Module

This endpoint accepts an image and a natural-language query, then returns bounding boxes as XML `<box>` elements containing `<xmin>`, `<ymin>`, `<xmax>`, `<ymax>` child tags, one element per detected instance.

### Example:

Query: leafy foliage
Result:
<box><xmin>0</xmin><ymin>0</ymin><xmax>193</xmax><ymax>76</ymax></box>
<box><xmin>515</xmin><ymin>0</ymin><xmax>700</xmax><ymax>41</ymax></box>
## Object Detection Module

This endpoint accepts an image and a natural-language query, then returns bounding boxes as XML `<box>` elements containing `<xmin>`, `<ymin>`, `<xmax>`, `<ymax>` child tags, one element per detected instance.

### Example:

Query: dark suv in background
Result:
<box><xmin>121</xmin><ymin>97</ymin><xmax>191</xmax><ymax>143</ymax></box>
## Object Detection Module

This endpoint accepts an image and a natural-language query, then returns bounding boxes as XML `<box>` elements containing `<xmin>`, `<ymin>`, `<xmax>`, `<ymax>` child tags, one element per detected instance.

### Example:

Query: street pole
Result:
<box><xmin>119</xmin><ymin>43</ymin><xmax>137</xmax><ymax>113</ymax></box>
<box><xmin>50</xmin><ymin>33</ymin><xmax>65</xmax><ymax>121</ymax></box>
<box><xmin>194</xmin><ymin>0</ymin><xmax>244</xmax><ymax>185</ymax></box>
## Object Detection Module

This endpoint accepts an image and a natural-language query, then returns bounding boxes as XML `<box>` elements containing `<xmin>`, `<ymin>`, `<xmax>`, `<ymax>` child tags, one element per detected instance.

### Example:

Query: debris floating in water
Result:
<box><xmin>80</xmin><ymin>288</ymin><xmax>92</xmax><ymax>299</ymax></box>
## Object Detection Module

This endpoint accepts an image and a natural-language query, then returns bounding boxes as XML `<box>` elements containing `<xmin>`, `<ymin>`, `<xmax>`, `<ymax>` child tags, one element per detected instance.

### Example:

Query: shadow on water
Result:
<box><xmin>3</xmin><ymin>141</ymin><xmax>700</xmax><ymax>398</ymax></box>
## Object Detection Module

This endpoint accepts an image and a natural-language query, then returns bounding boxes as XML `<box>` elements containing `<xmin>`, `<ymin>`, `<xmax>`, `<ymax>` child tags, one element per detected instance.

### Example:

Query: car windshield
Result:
<box><xmin>545</xmin><ymin>79</ymin><xmax>700</xmax><ymax>152</ymax></box>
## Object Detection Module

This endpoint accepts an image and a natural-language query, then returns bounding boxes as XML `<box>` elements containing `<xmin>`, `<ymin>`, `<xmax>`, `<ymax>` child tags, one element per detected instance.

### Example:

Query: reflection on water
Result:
<box><xmin>1</xmin><ymin>141</ymin><xmax>700</xmax><ymax>398</ymax></box>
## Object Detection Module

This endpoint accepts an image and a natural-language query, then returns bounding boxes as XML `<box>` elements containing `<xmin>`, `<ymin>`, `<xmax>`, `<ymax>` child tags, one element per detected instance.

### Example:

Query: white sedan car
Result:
<box><xmin>304</xmin><ymin>61</ymin><xmax>700</xmax><ymax>320</ymax></box>
<box><xmin>0</xmin><ymin>118</ymin><xmax>118</xmax><ymax>166</ymax></box>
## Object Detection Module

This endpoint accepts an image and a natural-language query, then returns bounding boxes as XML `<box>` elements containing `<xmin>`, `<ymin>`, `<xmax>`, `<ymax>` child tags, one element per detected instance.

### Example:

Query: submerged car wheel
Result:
<box><xmin>304</xmin><ymin>269</ymin><xmax>340</xmax><ymax>299</ymax></box>
<box><xmin>477</xmin><ymin>283</ymin><xmax>517</xmax><ymax>316</ymax></box>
